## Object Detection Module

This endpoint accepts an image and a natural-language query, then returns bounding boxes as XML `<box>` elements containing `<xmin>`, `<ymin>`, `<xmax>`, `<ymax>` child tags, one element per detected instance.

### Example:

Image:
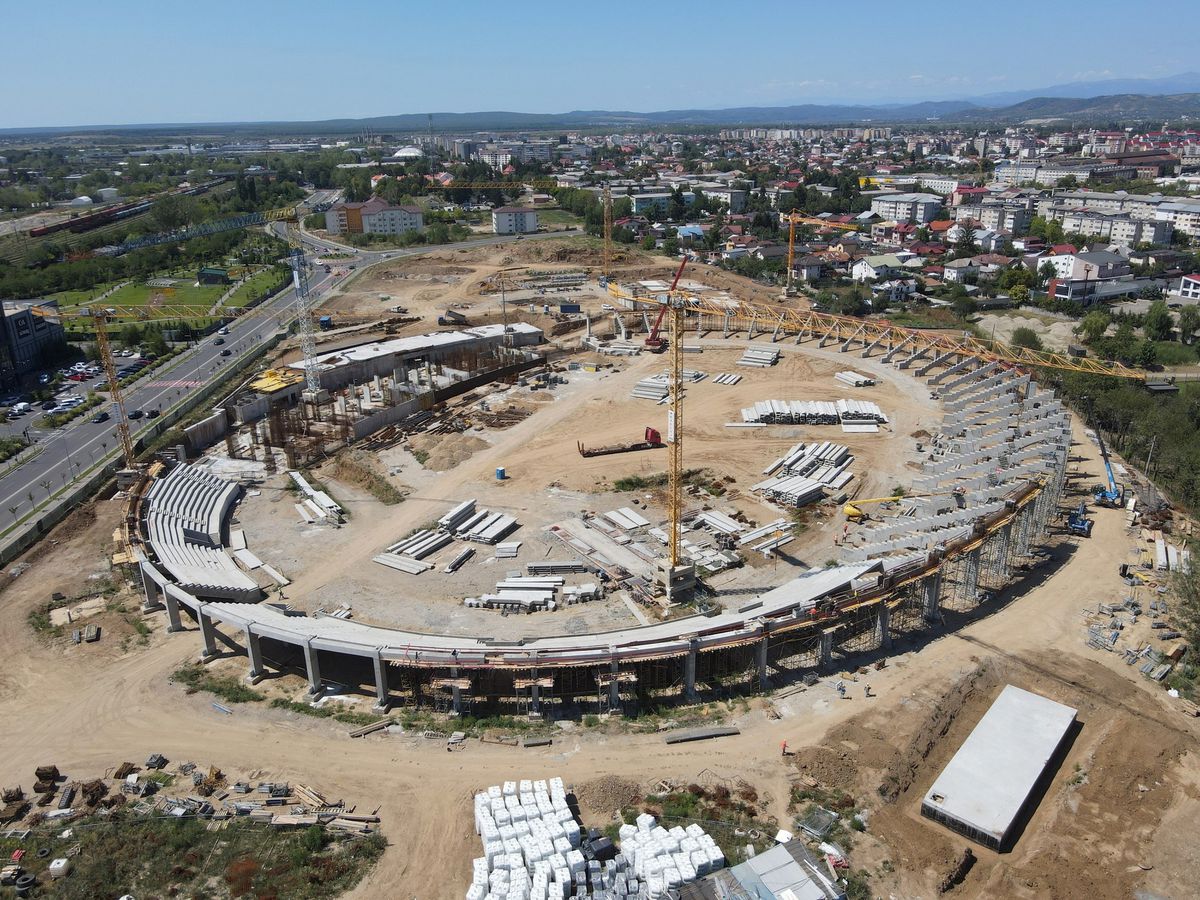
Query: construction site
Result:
<box><xmin>2</xmin><ymin>234</ymin><xmax>1199</xmax><ymax>899</ymax></box>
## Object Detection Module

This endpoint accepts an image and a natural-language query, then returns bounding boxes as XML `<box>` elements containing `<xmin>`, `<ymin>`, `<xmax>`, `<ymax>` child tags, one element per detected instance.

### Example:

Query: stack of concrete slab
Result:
<box><xmin>631</xmin><ymin>377</ymin><xmax>669</xmax><ymax>401</ymax></box>
<box><xmin>604</xmin><ymin>507</ymin><xmax>651</xmax><ymax>531</ymax></box>
<box><xmin>741</xmin><ymin>400</ymin><xmax>839</xmax><ymax>425</ymax></box>
<box><xmin>712</xmin><ymin>373</ymin><xmax>742</xmax><ymax>386</ymax></box>
<box><xmin>737</xmin><ymin>346</ymin><xmax>780</xmax><ymax>367</ymax></box>
<box><xmin>692</xmin><ymin>510</ymin><xmax>742</xmax><ymax>535</ymax></box>
<box><xmin>835</xmin><ymin>399</ymin><xmax>887</xmax><ymax>423</ymax></box>
<box><xmin>462</xmin><ymin>512</ymin><xmax>519</xmax><ymax>545</ymax></box>
<box><xmin>835</xmin><ymin>370</ymin><xmax>875</xmax><ymax>387</ymax></box>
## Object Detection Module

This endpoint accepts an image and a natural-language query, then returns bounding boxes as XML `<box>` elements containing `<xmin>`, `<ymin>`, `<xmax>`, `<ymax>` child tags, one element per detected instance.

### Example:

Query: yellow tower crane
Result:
<box><xmin>782</xmin><ymin>210</ymin><xmax>859</xmax><ymax>298</ymax></box>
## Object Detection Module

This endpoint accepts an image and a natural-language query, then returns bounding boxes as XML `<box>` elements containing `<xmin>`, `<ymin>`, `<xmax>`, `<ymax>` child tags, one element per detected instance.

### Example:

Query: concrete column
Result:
<box><xmin>163</xmin><ymin>589</ymin><xmax>183</xmax><ymax>633</ymax></box>
<box><xmin>198</xmin><ymin>608</ymin><xmax>218</xmax><ymax>662</ymax></box>
<box><xmin>756</xmin><ymin>628</ymin><xmax>770</xmax><ymax>691</ymax></box>
<box><xmin>922</xmin><ymin>572</ymin><xmax>943</xmax><ymax>624</ymax></box>
<box><xmin>245</xmin><ymin>626</ymin><xmax>265</xmax><ymax>682</ymax></box>
<box><xmin>819</xmin><ymin>630</ymin><xmax>834</xmax><ymax>670</ymax></box>
<box><xmin>683</xmin><ymin>641</ymin><xmax>698</xmax><ymax>701</ymax></box>
<box><xmin>964</xmin><ymin>548</ymin><xmax>981</xmax><ymax>602</ymax></box>
<box><xmin>140</xmin><ymin>566</ymin><xmax>163</xmax><ymax>612</ymax></box>
<box><xmin>450</xmin><ymin>666</ymin><xmax>463</xmax><ymax>715</ymax></box>
<box><xmin>608</xmin><ymin>659</ymin><xmax>620</xmax><ymax>711</ymax></box>
<box><xmin>875</xmin><ymin>604</ymin><xmax>892</xmax><ymax>651</ymax></box>
<box><xmin>303</xmin><ymin>640</ymin><xmax>323</xmax><ymax>697</ymax></box>
<box><xmin>372</xmin><ymin>650</ymin><xmax>389</xmax><ymax>713</ymax></box>
<box><xmin>530</xmin><ymin>682</ymin><xmax>541</xmax><ymax>715</ymax></box>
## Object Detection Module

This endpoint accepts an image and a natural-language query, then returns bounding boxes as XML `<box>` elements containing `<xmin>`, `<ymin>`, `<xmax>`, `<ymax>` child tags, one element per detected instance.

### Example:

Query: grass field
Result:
<box><xmin>225</xmin><ymin>266</ymin><xmax>290</xmax><ymax>308</ymax></box>
<box><xmin>1151</xmin><ymin>340</ymin><xmax>1198</xmax><ymax>366</ymax></box>
<box><xmin>536</xmin><ymin>208</ymin><xmax>583</xmax><ymax>226</ymax></box>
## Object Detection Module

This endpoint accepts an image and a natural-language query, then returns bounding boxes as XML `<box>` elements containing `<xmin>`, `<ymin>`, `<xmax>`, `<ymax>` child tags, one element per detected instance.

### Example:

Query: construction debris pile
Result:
<box><xmin>1</xmin><ymin>757</ymin><xmax>379</xmax><ymax>845</ymax></box>
<box><xmin>374</xmin><ymin>499</ymin><xmax>519</xmax><ymax>575</ymax></box>
<box><xmin>752</xmin><ymin>442</ymin><xmax>855</xmax><ymax>507</ymax></box>
<box><xmin>468</xmin><ymin>779</ymin><xmax>722</xmax><ymax>900</ymax></box>
<box><xmin>291</xmin><ymin>470</ymin><xmax>344</xmax><ymax>525</ymax></box>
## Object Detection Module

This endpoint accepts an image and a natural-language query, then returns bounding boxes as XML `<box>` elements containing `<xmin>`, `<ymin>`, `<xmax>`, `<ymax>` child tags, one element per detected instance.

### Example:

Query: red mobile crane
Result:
<box><xmin>644</xmin><ymin>257</ymin><xmax>688</xmax><ymax>353</ymax></box>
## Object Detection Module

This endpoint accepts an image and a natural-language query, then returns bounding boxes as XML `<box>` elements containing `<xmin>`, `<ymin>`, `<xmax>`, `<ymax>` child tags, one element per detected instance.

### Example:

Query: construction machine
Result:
<box><xmin>843</xmin><ymin>487</ymin><xmax>965</xmax><ymax>522</ymax></box>
<box><xmin>577</xmin><ymin>427</ymin><xmax>664</xmax><ymax>458</ymax></box>
<box><xmin>1092</xmin><ymin>428</ymin><xmax>1124</xmax><ymax>507</ymax></box>
<box><xmin>1066</xmin><ymin>501</ymin><xmax>1094</xmax><ymax>537</ymax></box>
<box><xmin>644</xmin><ymin>257</ymin><xmax>689</xmax><ymax>353</ymax></box>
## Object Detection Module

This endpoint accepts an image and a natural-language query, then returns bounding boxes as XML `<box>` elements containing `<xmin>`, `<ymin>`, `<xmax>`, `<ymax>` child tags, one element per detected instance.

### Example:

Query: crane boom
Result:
<box><xmin>645</xmin><ymin>257</ymin><xmax>688</xmax><ymax>351</ymax></box>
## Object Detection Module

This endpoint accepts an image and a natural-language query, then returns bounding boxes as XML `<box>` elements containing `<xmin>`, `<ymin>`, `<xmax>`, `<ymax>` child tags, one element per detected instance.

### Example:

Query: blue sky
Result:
<box><xmin>3</xmin><ymin>0</ymin><xmax>1197</xmax><ymax>127</ymax></box>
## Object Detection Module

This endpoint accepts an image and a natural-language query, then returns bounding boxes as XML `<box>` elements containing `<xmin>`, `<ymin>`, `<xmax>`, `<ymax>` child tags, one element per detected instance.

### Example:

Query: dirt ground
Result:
<box><xmin>976</xmin><ymin>311</ymin><xmax>1080</xmax><ymax>352</ymax></box>
<box><xmin>226</xmin><ymin>339</ymin><xmax>935</xmax><ymax>635</ymax></box>
<box><xmin>0</xmin><ymin>416</ymin><xmax>1198</xmax><ymax>899</ymax></box>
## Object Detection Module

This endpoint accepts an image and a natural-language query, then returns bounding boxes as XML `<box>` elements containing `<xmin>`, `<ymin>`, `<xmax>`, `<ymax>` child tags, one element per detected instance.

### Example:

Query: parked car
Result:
<box><xmin>40</xmin><ymin>401</ymin><xmax>56</xmax><ymax>410</ymax></box>
<box><xmin>37</xmin><ymin>373</ymin><xmax>51</xmax><ymax>385</ymax></box>
<box><xmin>91</xmin><ymin>411</ymin><xmax>110</xmax><ymax>423</ymax></box>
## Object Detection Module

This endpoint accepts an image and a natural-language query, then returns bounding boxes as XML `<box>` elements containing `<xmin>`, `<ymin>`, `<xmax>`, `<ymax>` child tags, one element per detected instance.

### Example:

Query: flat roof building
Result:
<box><xmin>921</xmin><ymin>685</ymin><xmax>1077</xmax><ymax>850</ymax></box>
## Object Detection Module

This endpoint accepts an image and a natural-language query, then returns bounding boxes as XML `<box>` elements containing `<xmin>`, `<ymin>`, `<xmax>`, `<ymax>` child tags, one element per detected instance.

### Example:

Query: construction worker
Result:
<box><xmin>864</xmin><ymin>684</ymin><xmax>872</xmax><ymax>698</ymax></box>
<box><xmin>835</xmin><ymin>680</ymin><xmax>846</xmax><ymax>699</ymax></box>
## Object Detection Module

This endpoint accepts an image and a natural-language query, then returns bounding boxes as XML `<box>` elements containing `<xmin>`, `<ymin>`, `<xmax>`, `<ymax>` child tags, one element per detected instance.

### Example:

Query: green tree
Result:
<box><xmin>1137</xmin><ymin>340</ymin><xmax>1158</xmax><ymax>368</ymax></box>
<box><xmin>1178</xmin><ymin>305</ymin><xmax>1200</xmax><ymax>344</ymax></box>
<box><xmin>118</xmin><ymin>323</ymin><xmax>143</xmax><ymax>349</ymax></box>
<box><xmin>951</xmin><ymin>295</ymin><xmax>977</xmax><ymax>319</ymax></box>
<box><xmin>1010</xmin><ymin>326</ymin><xmax>1044</xmax><ymax>351</ymax></box>
<box><xmin>151</xmin><ymin>194</ymin><xmax>195</xmax><ymax>230</ymax></box>
<box><xmin>1078</xmin><ymin>310</ymin><xmax>1111</xmax><ymax>344</ymax></box>
<box><xmin>1037</xmin><ymin>261</ymin><xmax>1058</xmax><ymax>288</ymax></box>
<box><xmin>1144</xmin><ymin>300</ymin><xmax>1173</xmax><ymax>342</ymax></box>
<box><xmin>1009</xmin><ymin>283</ymin><xmax>1030</xmax><ymax>305</ymax></box>
<box><xmin>641</xmin><ymin>234</ymin><xmax>656</xmax><ymax>251</ymax></box>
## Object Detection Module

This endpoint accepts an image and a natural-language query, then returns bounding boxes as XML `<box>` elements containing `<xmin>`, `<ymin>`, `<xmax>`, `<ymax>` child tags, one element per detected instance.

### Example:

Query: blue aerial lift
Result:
<box><xmin>1066</xmin><ymin>500</ymin><xmax>1093</xmax><ymax>537</ymax></box>
<box><xmin>1092</xmin><ymin>423</ymin><xmax>1124</xmax><ymax>507</ymax></box>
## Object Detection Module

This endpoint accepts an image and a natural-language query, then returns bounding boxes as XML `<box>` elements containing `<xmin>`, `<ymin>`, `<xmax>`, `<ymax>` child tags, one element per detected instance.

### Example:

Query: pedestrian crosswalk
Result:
<box><xmin>146</xmin><ymin>379</ymin><xmax>204</xmax><ymax>388</ymax></box>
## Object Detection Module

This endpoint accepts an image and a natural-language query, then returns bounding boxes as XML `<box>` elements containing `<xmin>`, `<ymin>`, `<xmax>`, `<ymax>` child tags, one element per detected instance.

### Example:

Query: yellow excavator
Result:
<box><xmin>843</xmin><ymin>487</ymin><xmax>965</xmax><ymax>522</ymax></box>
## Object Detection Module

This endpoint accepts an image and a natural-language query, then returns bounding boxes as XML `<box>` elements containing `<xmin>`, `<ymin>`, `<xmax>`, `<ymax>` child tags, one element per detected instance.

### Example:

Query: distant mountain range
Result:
<box><xmin>6</xmin><ymin>74</ymin><xmax>1200</xmax><ymax>136</ymax></box>
<box><xmin>962</xmin><ymin>71</ymin><xmax>1200</xmax><ymax>107</ymax></box>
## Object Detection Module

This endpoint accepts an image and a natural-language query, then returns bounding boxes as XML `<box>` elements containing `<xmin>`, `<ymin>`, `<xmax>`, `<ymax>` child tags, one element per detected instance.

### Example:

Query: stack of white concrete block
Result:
<box><xmin>617</xmin><ymin>814</ymin><xmax>723</xmax><ymax>898</ymax></box>
<box><xmin>468</xmin><ymin>777</ymin><xmax>582</xmax><ymax>900</ymax></box>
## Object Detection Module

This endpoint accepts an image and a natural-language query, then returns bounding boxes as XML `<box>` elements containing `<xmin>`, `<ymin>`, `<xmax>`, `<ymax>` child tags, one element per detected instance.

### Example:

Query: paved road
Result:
<box><xmin>0</xmin><ymin>227</ymin><xmax>567</xmax><ymax>532</ymax></box>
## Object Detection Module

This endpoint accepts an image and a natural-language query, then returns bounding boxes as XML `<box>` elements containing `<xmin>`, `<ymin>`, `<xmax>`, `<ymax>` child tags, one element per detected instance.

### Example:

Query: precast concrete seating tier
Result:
<box><xmin>156</xmin><ymin>562</ymin><xmax>881</xmax><ymax>668</ymax></box>
<box><xmin>143</xmin><ymin>464</ymin><xmax>260</xmax><ymax>601</ymax></box>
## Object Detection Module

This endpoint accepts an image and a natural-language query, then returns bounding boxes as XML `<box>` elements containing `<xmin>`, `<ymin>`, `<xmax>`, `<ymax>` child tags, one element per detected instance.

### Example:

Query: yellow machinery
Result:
<box><xmin>844</xmin><ymin>487</ymin><xmax>968</xmax><ymax>521</ymax></box>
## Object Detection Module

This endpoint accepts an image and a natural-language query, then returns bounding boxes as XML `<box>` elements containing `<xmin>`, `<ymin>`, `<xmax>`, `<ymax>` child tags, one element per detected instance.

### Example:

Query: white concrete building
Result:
<box><xmin>491</xmin><ymin>207</ymin><xmax>538</xmax><ymax>234</ymax></box>
<box><xmin>869</xmin><ymin>193</ymin><xmax>942</xmax><ymax>224</ymax></box>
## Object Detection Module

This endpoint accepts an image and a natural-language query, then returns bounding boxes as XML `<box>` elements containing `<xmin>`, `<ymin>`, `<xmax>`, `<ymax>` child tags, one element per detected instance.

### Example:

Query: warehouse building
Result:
<box><xmin>921</xmin><ymin>685</ymin><xmax>1077</xmax><ymax>850</ymax></box>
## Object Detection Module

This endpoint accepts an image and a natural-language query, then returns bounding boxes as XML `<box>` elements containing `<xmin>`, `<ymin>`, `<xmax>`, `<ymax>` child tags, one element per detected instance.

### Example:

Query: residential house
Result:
<box><xmin>943</xmin><ymin>258</ymin><xmax>983</xmax><ymax>283</ymax></box>
<box><xmin>792</xmin><ymin>255</ymin><xmax>825</xmax><ymax>282</ymax></box>
<box><xmin>852</xmin><ymin>254</ymin><xmax>904</xmax><ymax>281</ymax></box>
<box><xmin>325</xmin><ymin>198</ymin><xmax>423</xmax><ymax>235</ymax></box>
<box><xmin>1173</xmin><ymin>274</ymin><xmax>1200</xmax><ymax>302</ymax></box>
<box><xmin>1043</xmin><ymin>249</ymin><xmax>1130</xmax><ymax>281</ymax></box>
